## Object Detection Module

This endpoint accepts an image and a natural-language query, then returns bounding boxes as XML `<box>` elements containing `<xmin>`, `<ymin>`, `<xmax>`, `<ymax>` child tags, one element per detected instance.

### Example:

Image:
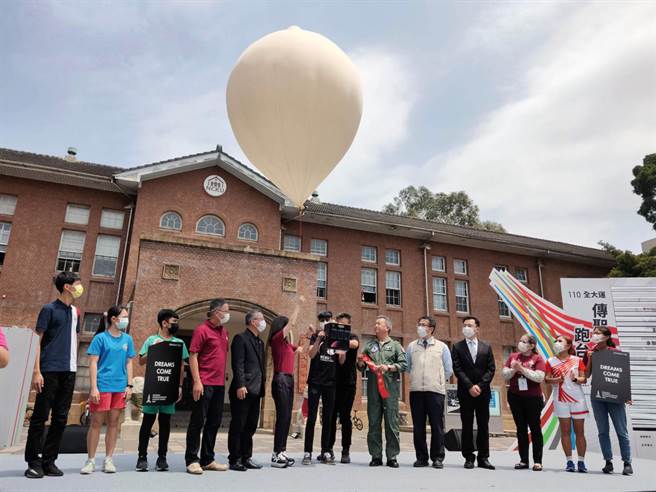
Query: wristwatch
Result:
<box><xmin>127</xmin><ymin>384</ymin><xmax>134</xmax><ymax>389</ymax></box>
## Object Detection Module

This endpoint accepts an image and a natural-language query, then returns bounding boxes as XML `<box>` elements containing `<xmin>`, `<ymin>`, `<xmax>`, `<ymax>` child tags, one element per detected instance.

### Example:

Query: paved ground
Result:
<box><xmin>2</xmin><ymin>430</ymin><xmax>655</xmax><ymax>492</ymax></box>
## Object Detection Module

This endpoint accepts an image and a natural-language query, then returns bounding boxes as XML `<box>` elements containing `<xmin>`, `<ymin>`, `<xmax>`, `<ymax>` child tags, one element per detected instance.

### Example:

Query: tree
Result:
<box><xmin>599</xmin><ymin>241</ymin><xmax>656</xmax><ymax>277</ymax></box>
<box><xmin>631</xmin><ymin>153</ymin><xmax>656</xmax><ymax>229</ymax></box>
<box><xmin>382</xmin><ymin>186</ymin><xmax>506</xmax><ymax>232</ymax></box>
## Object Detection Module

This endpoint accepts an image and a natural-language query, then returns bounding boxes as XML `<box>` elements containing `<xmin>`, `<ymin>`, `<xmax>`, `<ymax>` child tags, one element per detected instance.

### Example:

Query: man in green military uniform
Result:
<box><xmin>357</xmin><ymin>315</ymin><xmax>407</xmax><ymax>468</ymax></box>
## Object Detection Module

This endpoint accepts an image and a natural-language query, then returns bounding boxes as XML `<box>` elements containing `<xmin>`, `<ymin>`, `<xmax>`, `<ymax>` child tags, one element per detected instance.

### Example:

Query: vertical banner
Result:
<box><xmin>142</xmin><ymin>341</ymin><xmax>183</xmax><ymax>406</ymax></box>
<box><xmin>0</xmin><ymin>327</ymin><xmax>38</xmax><ymax>448</ymax></box>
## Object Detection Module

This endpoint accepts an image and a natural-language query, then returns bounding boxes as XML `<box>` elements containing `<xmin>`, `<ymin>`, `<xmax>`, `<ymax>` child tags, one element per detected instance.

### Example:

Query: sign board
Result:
<box><xmin>142</xmin><ymin>341</ymin><xmax>183</xmax><ymax>406</ymax></box>
<box><xmin>203</xmin><ymin>175</ymin><xmax>227</xmax><ymax>197</ymax></box>
<box><xmin>591</xmin><ymin>349</ymin><xmax>632</xmax><ymax>402</ymax></box>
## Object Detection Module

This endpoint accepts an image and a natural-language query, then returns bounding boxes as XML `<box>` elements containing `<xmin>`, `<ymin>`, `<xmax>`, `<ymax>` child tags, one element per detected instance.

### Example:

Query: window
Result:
<box><xmin>0</xmin><ymin>194</ymin><xmax>17</xmax><ymax>215</ymax></box>
<box><xmin>0</xmin><ymin>222</ymin><xmax>11</xmax><ymax>265</ymax></box>
<box><xmin>100</xmin><ymin>209</ymin><xmax>124</xmax><ymax>230</ymax></box>
<box><xmin>57</xmin><ymin>230</ymin><xmax>86</xmax><ymax>272</ymax></box>
<box><xmin>494</xmin><ymin>266</ymin><xmax>511</xmax><ymax>317</ymax></box>
<box><xmin>65</xmin><ymin>204</ymin><xmax>90</xmax><ymax>225</ymax></box>
<box><xmin>317</xmin><ymin>262</ymin><xmax>327</xmax><ymax>298</ymax></box>
<box><xmin>385</xmin><ymin>271</ymin><xmax>401</xmax><ymax>306</ymax></box>
<box><xmin>432</xmin><ymin>277</ymin><xmax>448</xmax><ymax>311</ymax></box>
<box><xmin>361</xmin><ymin>268</ymin><xmax>377</xmax><ymax>304</ymax></box>
<box><xmin>160</xmin><ymin>211</ymin><xmax>182</xmax><ymax>231</ymax></box>
<box><xmin>283</xmin><ymin>234</ymin><xmax>301</xmax><ymax>252</ymax></box>
<box><xmin>92</xmin><ymin>235</ymin><xmax>121</xmax><ymax>277</ymax></box>
<box><xmin>196</xmin><ymin>215</ymin><xmax>225</xmax><ymax>236</ymax></box>
<box><xmin>83</xmin><ymin>313</ymin><xmax>103</xmax><ymax>333</ymax></box>
<box><xmin>455</xmin><ymin>279</ymin><xmax>470</xmax><ymax>313</ymax></box>
<box><xmin>311</xmin><ymin>239</ymin><xmax>327</xmax><ymax>256</ymax></box>
<box><xmin>362</xmin><ymin>246</ymin><xmax>377</xmax><ymax>263</ymax></box>
<box><xmin>454</xmin><ymin>259</ymin><xmax>468</xmax><ymax>275</ymax></box>
<box><xmin>385</xmin><ymin>249</ymin><xmax>400</xmax><ymax>266</ymax></box>
<box><xmin>238</xmin><ymin>223</ymin><xmax>258</xmax><ymax>241</ymax></box>
<box><xmin>515</xmin><ymin>268</ymin><xmax>528</xmax><ymax>284</ymax></box>
<box><xmin>431</xmin><ymin>256</ymin><xmax>446</xmax><ymax>272</ymax></box>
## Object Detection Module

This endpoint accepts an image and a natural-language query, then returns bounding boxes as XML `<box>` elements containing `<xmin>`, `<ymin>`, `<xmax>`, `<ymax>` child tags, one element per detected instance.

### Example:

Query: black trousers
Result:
<box><xmin>228</xmin><ymin>392</ymin><xmax>261</xmax><ymax>464</ymax></box>
<box><xmin>272</xmin><ymin>373</ymin><xmax>294</xmax><ymax>454</ymax></box>
<box><xmin>304</xmin><ymin>383</ymin><xmax>336</xmax><ymax>454</ymax></box>
<box><xmin>185</xmin><ymin>385</ymin><xmax>225</xmax><ymax>466</ymax></box>
<box><xmin>328</xmin><ymin>384</ymin><xmax>356</xmax><ymax>453</ymax></box>
<box><xmin>508</xmin><ymin>391</ymin><xmax>544</xmax><ymax>464</ymax></box>
<box><xmin>459</xmin><ymin>393</ymin><xmax>490</xmax><ymax>461</ymax></box>
<box><xmin>25</xmin><ymin>371</ymin><xmax>76</xmax><ymax>467</ymax></box>
<box><xmin>410</xmin><ymin>391</ymin><xmax>446</xmax><ymax>462</ymax></box>
<box><xmin>138</xmin><ymin>412</ymin><xmax>171</xmax><ymax>459</ymax></box>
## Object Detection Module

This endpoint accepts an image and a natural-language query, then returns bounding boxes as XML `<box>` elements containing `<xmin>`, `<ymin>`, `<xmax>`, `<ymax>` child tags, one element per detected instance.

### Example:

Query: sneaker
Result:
<box><xmin>622</xmin><ymin>462</ymin><xmax>633</xmax><ymax>476</ymax></box>
<box><xmin>577</xmin><ymin>461</ymin><xmax>588</xmax><ymax>473</ymax></box>
<box><xmin>302</xmin><ymin>453</ymin><xmax>312</xmax><ymax>465</ymax></box>
<box><xmin>203</xmin><ymin>461</ymin><xmax>228</xmax><ymax>471</ymax></box>
<box><xmin>186</xmin><ymin>462</ymin><xmax>204</xmax><ymax>475</ymax></box>
<box><xmin>43</xmin><ymin>463</ymin><xmax>64</xmax><ymax>477</ymax></box>
<box><xmin>25</xmin><ymin>464</ymin><xmax>44</xmax><ymax>479</ymax></box>
<box><xmin>271</xmin><ymin>453</ymin><xmax>288</xmax><ymax>468</ymax></box>
<box><xmin>565</xmin><ymin>460</ymin><xmax>576</xmax><ymax>472</ymax></box>
<box><xmin>317</xmin><ymin>453</ymin><xmax>326</xmax><ymax>463</ymax></box>
<box><xmin>281</xmin><ymin>452</ymin><xmax>295</xmax><ymax>467</ymax></box>
<box><xmin>103</xmin><ymin>457</ymin><xmax>117</xmax><ymax>474</ymax></box>
<box><xmin>322</xmin><ymin>452</ymin><xmax>336</xmax><ymax>465</ymax></box>
<box><xmin>80</xmin><ymin>459</ymin><xmax>96</xmax><ymax>475</ymax></box>
<box><xmin>156</xmin><ymin>456</ymin><xmax>168</xmax><ymax>472</ymax></box>
<box><xmin>135</xmin><ymin>457</ymin><xmax>149</xmax><ymax>472</ymax></box>
<box><xmin>341</xmin><ymin>453</ymin><xmax>351</xmax><ymax>464</ymax></box>
<box><xmin>602</xmin><ymin>460</ymin><xmax>614</xmax><ymax>474</ymax></box>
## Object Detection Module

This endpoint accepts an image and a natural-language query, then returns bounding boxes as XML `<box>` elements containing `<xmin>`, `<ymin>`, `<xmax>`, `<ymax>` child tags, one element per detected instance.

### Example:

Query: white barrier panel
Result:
<box><xmin>0</xmin><ymin>326</ymin><xmax>38</xmax><ymax>448</ymax></box>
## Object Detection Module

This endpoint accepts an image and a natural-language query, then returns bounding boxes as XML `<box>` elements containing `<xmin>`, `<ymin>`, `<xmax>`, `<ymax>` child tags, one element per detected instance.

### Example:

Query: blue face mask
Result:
<box><xmin>117</xmin><ymin>318</ymin><xmax>129</xmax><ymax>332</ymax></box>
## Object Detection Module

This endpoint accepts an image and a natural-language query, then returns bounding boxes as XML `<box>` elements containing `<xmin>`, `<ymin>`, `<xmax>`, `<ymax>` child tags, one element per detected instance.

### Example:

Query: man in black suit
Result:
<box><xmin>228</xmin><ymin>310</ymin><xmax>267</xmax><ymax>471</ymax></box>
<box><xmin>451</xmin><ymin>316</ymin><xmax>496</xmax><ymax>470</ymax></box>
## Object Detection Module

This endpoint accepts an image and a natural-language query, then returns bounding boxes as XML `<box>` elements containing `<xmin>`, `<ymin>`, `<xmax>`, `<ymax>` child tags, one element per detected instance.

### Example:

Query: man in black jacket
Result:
<box><xmin>227</xmin><ymin>310</ymin><xmax>266</xmax><ymax>471</ymax></box>
<box><xmin>451</xmin><ymin>316</ymin><xmax>496</xmax><ymax>470</ymax></box>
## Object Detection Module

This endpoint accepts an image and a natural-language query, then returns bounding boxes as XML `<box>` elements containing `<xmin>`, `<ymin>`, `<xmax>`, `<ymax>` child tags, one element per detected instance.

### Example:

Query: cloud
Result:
<box><xmin>424</xmin><ymin>2</ymin><xmax>656</xmax><ymax>250</ymax></box>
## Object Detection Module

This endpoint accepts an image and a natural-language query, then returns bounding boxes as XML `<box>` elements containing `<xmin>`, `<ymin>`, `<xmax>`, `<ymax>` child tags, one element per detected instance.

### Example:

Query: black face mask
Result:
<box><xmin>169</xmin><ymin>323</ymin><xmax>180</xmax><ymax>335</ymax></box>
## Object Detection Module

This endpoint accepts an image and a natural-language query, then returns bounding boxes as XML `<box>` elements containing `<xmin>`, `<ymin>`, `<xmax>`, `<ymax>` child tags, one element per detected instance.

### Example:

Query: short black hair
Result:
<box><xmin>463</xmin><ymin>316</ymin><xmax>480</xmax><ymax>327</ymax></box>
<box><xmin>157</xmin><ymin>309</ymin><xmax>179</xmax><ymax>327</ymax></box>
<box><xmin>53</xmin><ymin>271</ymin><xmax>79</xmax><ymax>293</ymax></box>
<box><xmin>336</xmin><ymin>312</ymin><xmax>351</xmax><ymax>323</ymax></box>
<box><xmin>418</xmin><ymin>316</ymin><xmax>436</xmax><ymax>329</ymax></box>
<box><xmin>318</xmin><ymin>311</ymin><xmax>332</xmax><ymax>322</ymax></box>
<box><xmin>208</xmin><ymin>298</ymin><xmax>227</xmax><ymax>316</ymax></box>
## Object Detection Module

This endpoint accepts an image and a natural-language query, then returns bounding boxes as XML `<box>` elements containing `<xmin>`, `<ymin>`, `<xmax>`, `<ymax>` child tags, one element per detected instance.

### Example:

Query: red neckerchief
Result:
<box><xmin>361</xmin><ymin>354</ymin><xmax>390</xmax><ymax>399</ymax></box>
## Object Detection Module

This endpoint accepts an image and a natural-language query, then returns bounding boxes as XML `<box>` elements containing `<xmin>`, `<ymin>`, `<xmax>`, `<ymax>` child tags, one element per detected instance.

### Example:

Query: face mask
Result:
<box><xmin>117</xmin><ymin>318</ymin><xmax>129</xmax><ymax>331</ymax></box>
<box><xmin>417</xmin><ymin>326</ymin><xmax>428</xmax><ymax>338</ymax></box>
<box><xmin>70</xmin><ymin>284</ymin><xmax>84</xmax><ymax>299</ymax></box>
<box><xmin>168</xmin><ymin>323</ymin><xmax>180</xmax><ymax>335</ymax></box>
<box><xmin>591</xmin><ymin>334</ymin><xmax>605</xmax><ymax>344</ymax></box>
<box><xmin>220</xmin><ymin>313</ymin><xmax>230</xmax><ymax>325</ymax></box>
<box><xmin>517</xmin><ymin>341</ymin><xmax>530</xmax><ymax>353</ymax></box>
<box><xmin>553</xmin><ymin>342</ymin><xmax>565</xmax><ymax>353</ymax></box>
<box><xmin>257</xmin><ymin>320</ymin><xmax>267</xmax><ymax>333</ymax></box>
<box><xmin>463</xmin><ymin>326</ymin><xmax>475</xmax><ymax>339</ymax></box>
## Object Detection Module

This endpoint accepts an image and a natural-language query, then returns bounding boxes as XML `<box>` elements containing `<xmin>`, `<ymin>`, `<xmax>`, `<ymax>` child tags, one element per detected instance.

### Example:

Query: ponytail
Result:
<box><xmin>95</xmin><ymin>305</ymin><xmax>125</xmax><ymax>336</ymax></box>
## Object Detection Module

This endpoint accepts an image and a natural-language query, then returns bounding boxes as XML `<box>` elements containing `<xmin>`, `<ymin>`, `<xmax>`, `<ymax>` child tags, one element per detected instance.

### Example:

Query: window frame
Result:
<box><xmin>65</xmin><ymin>204</ymin><xmax>90</xmax><ymax>225</ymax></box>
<box><xmin>385</xmin><ymin>248</ymin><xmax>401</xmax><ymax>266</ymax></box>
<box><xmin>159</xmin><ymin>211</ymin><xmax>182</xmax><ymax>231</ymax></box>
<box><xmin>316</xmin><ymin>261</ymin><xmax>327</xmax><ymax>299</ymax></box>
<box><xmin>361</xmin><ymin>267</ymin><xmax>378</xmax><ymax>304</ymax></box>
<box><xmin>361</xmin><ymin>245</ymin><xmax>377</xmax><ymax>263</ymax></box>
<box><xmin>455</xmin><ymin>279</ymin><xmax>470</xmax><ymax>314</ymax></box>
<box><xmin>100</xmin><ymin>209</ymin><xmax>125</xmax><ymax>230</ymax></box>
<box><xmin>310</xmin><ymin>239</ymin><xmax>328</xmax><ymax>256</ymax></box>
<box><xmin>195</xmin><ymin>214</ymin><xmax>225</xmax><ymax>237</ymax></box>
<box><xmin>238</xmin><ymin>223</ymin><xmax>259</xmax><ymax>242</ymax></box>
<box><xmin>432</xmin><ymin>276</ymin><xmax>448</xmax><ymax>312</ymax></box>
<box><xmin>92</xmin><ymin>234</ymin><xmax>121</xmax><ymax>278</ymax></box>
<box><xmin>515</xmin><ymin>267</ymin><xmax>528</xmax><ymax>284</ymax></box>
<box><xmin>431</xmin><ymin>255</ymin><xmax>446</xmax><ymax>272</ymax></box>
<box><xmin>283</xmin><ymin>234</ymin><xmax>301</xmax><ymax>252</ymax></box>
<box><xmin>57</xmin><ymin>230</ymin><xmax>86</xmax><ymax>273</ymax></box>
<box><xmin>454</xmin><ymin>258</ymin><xmax>468</xmax><ymax>275</ymax></box>
<box><xmin>0</xmin><ymin>221</ymin><xmax>12</xmax><ymax>266</ymax></box>
<box><xmin>0</xmin><ymin>194</ymin><xmax>17</xmax><ymax>216</ymax></box>
<box><xmin>385</xmin><ymin>270</ymin><xmax>402</xmax><ymax>306</ymax></box>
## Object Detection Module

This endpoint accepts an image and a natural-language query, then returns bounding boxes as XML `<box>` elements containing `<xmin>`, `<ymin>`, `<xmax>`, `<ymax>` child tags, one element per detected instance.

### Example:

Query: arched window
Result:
<box><xmin>160</xmin><ymin>211</ymin><xmax>182</xmax><ymax>231</ymax></box>
<box><xmin>238</xmin><ymin>223</ymin><xmax>258</xmax><ymax>242</ymax></box>
<box><xmin>196</xmin><ymin>215</ymin><xmax>225</xmax><ymax>236</ymax></box>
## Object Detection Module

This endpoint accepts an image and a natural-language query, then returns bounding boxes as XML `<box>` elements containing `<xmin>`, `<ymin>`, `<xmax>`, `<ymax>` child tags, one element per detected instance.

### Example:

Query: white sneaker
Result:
<box><xmin>281</xmin><ymin>451</ymin><xmax>295</xmax><ymax>467</ymax></box>
<box><xmin>80</xmin><ymin>459</ymin><xmax>96</xmax><ymax>475</ymax></box>
<box><xmin>103</xmin><ymin>457</ymin><xmax>117</xmax><ymax>473</ymax></box>
<box><xmin>271</xmin><ymin>452</ymin><xmax>288</xmax><ymax>468</ymax></box>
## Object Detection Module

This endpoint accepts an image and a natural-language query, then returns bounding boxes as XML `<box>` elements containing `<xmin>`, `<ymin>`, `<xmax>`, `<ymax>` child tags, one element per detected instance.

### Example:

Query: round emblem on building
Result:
<box><xmin>203</xmin><ymin>175</ymin><xmax>227</xmax><ymax>197</ymax></box>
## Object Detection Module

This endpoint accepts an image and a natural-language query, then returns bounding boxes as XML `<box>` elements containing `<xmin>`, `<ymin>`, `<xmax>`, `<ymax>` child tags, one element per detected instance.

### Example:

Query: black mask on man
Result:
<box><xmin>169</xmin><ymin>323</ymin><xmax>180</xmax><ymax>335</ymax></box>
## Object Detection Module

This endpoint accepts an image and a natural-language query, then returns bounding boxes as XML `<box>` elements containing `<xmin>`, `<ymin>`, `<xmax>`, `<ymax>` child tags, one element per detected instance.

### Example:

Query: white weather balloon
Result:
<box><xmin>226</xmin><ymin>26</ymin><xmax>363</xmax><ymax>207</ymax></box>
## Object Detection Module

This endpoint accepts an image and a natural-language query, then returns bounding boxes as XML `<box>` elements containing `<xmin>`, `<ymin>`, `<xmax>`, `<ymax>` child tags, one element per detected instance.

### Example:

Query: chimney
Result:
<box><xmin>64</xmin><ymin>147</ymin><xmax>77</xmax><ymax>162</ymax></box>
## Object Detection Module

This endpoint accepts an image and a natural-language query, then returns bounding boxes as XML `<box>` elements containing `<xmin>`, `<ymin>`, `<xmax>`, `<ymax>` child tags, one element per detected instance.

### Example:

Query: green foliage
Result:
<box><xmin>631</xmin><ymin>153</ymin><xmax>656</xmax><ymax>229</ymax></box>
<box><xmin>599</xmin><ymin>241</ymin><xmax>656</xmax><ymax>277</ymax></box>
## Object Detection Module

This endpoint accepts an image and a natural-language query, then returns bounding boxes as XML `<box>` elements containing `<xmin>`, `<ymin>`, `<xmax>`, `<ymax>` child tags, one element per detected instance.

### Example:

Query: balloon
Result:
<box><xmin>226</xmin><ymin>26</ymin><xmax>363</xmax><ymax>208</ymax></box>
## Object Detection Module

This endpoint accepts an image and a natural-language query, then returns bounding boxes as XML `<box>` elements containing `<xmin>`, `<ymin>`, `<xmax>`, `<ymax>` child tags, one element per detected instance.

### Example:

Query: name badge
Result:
<box><xmin>370</xmin><ymin>345</ymin><xmax>379</xmax><ymax>353</ymax></box>
<box><xmin>518</xmin><ymin>377</ymin><xmax>528</xmax><ymax>391</ymax></box>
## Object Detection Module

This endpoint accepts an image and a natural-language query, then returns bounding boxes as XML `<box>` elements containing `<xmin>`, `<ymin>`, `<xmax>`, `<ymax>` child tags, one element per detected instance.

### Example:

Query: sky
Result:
<box><xmin>1</xmin><ymin>0</ymin><xmax>655</xmax><ymax>252</ymax></box>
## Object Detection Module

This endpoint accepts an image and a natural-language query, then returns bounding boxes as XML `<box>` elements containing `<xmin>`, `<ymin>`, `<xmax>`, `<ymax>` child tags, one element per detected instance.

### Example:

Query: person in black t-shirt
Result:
<box><xmin>327</xmin><ymin>312</ymin><xmax>359</xmax><ymax>463</ymax></box>
<box><xmin>302</xmin><ymin>311</ymin><xmax>346</xmax><ymax>466</ymax></box>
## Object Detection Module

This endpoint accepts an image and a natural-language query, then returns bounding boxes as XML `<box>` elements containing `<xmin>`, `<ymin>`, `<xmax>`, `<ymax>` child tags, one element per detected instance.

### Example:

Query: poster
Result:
<box><xmin>142</xmin><ymin>341</ymin><xmax>183</xmax><ymax>406</ymax></box>
<box><xmin>591</xmin><ymin>349</ymin><xmax>631</xmax><ymax>402</ymax></box>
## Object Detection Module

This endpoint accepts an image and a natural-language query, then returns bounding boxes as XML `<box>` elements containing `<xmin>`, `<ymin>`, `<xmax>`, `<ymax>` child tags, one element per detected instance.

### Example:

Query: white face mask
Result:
<box><xmin>220</xmin><ymin>313</ymin><xmax>230</xmax><ymax>325</ymax></box>
<box><xmin>417</xmin><ymin>326</ymin><xmax>428</xmax><ymax>338</ymax></box>
<box><xmin>517</xmin><ymin>341</ymin><xmax>530</xmax><ymax>353</ymax></box>
<box><xmin>462</xmin><ymin>326</ymin><xmax>476</xmax><ymax>339</ymax></box>
<box><xmin>257</xmin><ymin>319</ymin><xmax>266</xmax><ymax>333</ymax></box>
<box><xmin>591</xmin><ymin>334</ymin><xmax>605</xmax><ymax>344</ymax></box>
<box><xmin>553</xmin><ymin>341</ymin><xmax>565</xmax><ymax>353</ymax></box>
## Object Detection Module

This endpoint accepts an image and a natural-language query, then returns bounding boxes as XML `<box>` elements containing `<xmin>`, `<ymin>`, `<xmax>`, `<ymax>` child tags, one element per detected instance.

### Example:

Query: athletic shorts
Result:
<box><xmin>554</xmin><ymin>399</ymin><xmax>588</xmax><ymax>419</ymax></box>
<box><xmin>89</xmin><ymin>392</ymin><xmax>127</xmax><ymax>413</ymax></box>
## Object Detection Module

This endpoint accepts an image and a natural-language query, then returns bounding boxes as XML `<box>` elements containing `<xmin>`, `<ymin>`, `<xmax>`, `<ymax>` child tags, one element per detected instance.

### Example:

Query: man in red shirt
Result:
<box><xmin>185</xmin><ymin>299</ymin><xmax>230</xmax><ymax>475</ymax></box>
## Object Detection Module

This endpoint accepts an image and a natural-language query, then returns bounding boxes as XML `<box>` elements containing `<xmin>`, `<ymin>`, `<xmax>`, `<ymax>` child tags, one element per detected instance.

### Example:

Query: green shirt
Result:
<box><xmin>139</xmin><ymin>334</ymin><xmax>189</xmax><ymax>415</ymax></box>
<box><xmin>362</xmin><ymin>337</ymin><xmax>407</xmax><ymax>383</ymax></box>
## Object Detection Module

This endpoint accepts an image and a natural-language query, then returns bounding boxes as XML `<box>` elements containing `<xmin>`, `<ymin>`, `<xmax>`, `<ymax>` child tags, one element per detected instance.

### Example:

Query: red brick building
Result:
<box><xmin>0</xmin><ymin>147</ymin><xmax>613</xmax><ymax>428</ymax></box>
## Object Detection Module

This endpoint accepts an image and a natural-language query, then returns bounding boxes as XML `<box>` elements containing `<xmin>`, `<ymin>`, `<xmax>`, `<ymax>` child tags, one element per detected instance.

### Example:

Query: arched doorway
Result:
<box><xmin>174</xmin><ymin>298</ymin><xmax>279</xmax><ymax>428</ymax></box>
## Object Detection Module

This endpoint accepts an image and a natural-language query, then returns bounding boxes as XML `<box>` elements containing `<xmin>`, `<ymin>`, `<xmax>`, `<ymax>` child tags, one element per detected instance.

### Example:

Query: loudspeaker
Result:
<box><xmin>41</xmin><ymin>425</ymin><xmax>88</xmax><ymax>454</ymax></box>
<box><xmin>444</xmin><ymin>428</ymin><xmax>478</xmax><ymax>452</ymax></box>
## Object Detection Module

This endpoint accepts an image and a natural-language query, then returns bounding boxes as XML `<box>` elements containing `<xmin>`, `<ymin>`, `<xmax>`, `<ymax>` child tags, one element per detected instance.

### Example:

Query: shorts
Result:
<box><xmin>89</xmin><ymin>392</ymin><xmax>127</xmax><ymax>413</ymax></box>
<box><xmin>554</xmin><ymin>399</ymin><xmax>588</xmax><ymax>419</ymax></box>
<box><xmin>142</xmin><ymin>403</ymin><xmax>176</xmax><ymax>415</ymax></box>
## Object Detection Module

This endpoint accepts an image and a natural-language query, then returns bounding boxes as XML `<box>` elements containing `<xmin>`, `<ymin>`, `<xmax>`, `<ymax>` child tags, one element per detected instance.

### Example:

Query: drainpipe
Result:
<box><xmin>537</xmin><ymin>259</ymin><xmax>545</xmax><ymax>297</ymax></box>
<box><xmin>116</xmin><ymin>203</ymin><xmax>135</xmax><ymax>305</ymax></box>
<box><xmin>420</xmin><ymin>243</ymin><xmax>431</xmax><ymax>315</ymax></box>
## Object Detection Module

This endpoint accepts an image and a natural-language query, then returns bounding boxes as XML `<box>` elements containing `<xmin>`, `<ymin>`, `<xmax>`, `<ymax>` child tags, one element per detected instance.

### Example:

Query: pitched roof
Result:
<box><xmin>0</xmin><ymin>147</ymin><xmax>123</xmax><ymax>177</ymax></box>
